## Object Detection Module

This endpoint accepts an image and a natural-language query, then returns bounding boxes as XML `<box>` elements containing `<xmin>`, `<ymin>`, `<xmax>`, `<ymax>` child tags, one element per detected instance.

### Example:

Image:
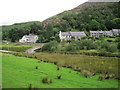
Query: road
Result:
<box><xmin>0</xmin><ymin>50</ymin><xmax>15</xmax><ymax>53</ymax></box>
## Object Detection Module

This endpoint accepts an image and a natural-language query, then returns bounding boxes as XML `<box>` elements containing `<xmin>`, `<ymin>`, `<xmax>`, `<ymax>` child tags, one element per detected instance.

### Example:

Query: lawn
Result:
<box><xmin>2</xmin><ymin>53</ymin><xmax>119</xmax><ymax>88</ymax></box>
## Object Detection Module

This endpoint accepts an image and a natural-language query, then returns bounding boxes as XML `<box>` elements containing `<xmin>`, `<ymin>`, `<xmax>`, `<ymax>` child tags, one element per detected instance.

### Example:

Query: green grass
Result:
<box><xmin>2</xmin><ymin>53</ymin><xmax>119</xmax><ymax>88</ymax></box>
<box><xmin>104</xmin><ymin>37</ymin><xmax>116</xmax><ymax>41</ymax></box>
<box><xmin>1</xmin><ymin>44</ymin><xmax>33</xmax><ymax>52</ymax></box>
<box><xmin>0</xmin><ymin>44</ymin><xmax>32</xmax><ymax>47</ymax></box>
<box><xmin>0</xmin><ymin>53</ymin><xmax>2</xmax><ymax>88</ymax></box>
<box><xmin>13</xmin><ymin>52</ymin><xmax>119</xmax><ymax>77</ymax></box>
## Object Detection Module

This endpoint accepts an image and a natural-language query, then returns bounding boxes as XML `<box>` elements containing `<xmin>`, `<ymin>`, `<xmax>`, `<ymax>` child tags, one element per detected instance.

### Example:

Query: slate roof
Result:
<box><xmin>24</xmin><ymin>35</ymin><xmax>38</xmax><ymax>39</ymax></box>
<box><xmin>61</xmin><ymin>32</ymin><xmax>86</xmax><ymax>37</ymax></box>
<box><xmin>61</xmin><ymin>32</ymin><xmax>70</xmax><ymax>36</ymax></box>
<box><xmin>104</xmin><ymin>31</ymin><xmax>113</xmax><ymax>34</ymax></box>
<box><xmin>70</xmin><ymin>32</ymin><xmax>86</xmax><ymax>37</ymax></box>
<box><xmin>90</xmin><ymin>31</ymin><xmax>104</xmax><ymax>33</ymax></box>
<box><xmin>90</xmin><ymin>31</ymin><xmax>113</xmax><ymax>34</ymax></box>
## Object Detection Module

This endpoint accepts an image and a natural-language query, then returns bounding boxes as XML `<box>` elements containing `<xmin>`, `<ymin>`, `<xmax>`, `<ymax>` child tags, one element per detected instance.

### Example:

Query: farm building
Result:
<box><xmin>59</xmin><ymin>31</ymin><xmax>86</xmax><ymax>41</ymax></box>
<box><xmin>90</xmin><ymin>31</ymin><xmax>113</xmax><ymax>37</ymax></box>
<box><xmin>19</xmin><ymin>35</ymin><xmax>38</xmax><ymax>43</ymax></box>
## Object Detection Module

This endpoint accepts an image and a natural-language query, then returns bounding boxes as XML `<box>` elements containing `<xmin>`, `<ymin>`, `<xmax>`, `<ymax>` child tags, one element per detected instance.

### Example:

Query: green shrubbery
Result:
<box><xmin>41</xmin><ymin>41</ymin><xmax>58</xmax><ymax>52</ymax></box>
<box><xmin>41</xmin><ymin>39</ymin><xmax>119</xmax><ymax>57</ymax></box>
<box><xmin>117</xmin><ymin>42</ymin><xmax>120</xmax><ymax>50</ymax></box>
<box><xmin>100</xmin><ymin>40</ymin><xmax>118</xmax><ymax>53</ymax></box>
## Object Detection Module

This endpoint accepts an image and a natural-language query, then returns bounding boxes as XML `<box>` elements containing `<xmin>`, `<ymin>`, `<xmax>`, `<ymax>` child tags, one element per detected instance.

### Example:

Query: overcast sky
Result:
<box><xmin>0</xmin><ymin>0</ymin><xmax>88</xmax><ymax>26</ymax></box>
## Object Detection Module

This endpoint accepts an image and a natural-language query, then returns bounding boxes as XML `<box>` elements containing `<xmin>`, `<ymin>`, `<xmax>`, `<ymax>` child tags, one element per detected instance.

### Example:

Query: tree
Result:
<box><xmin>89</xmin><ymin>19</ymin><xmax>100</xmax><ymax>30</ymax></box>
<box><xmin>30</xmin><ymin>23</ymin><xmax>42</xmax><ymax>34</ymax></box>
<box><xmin>106</xmin><ymin>44</ymin><xmax>117</xmax><ymax>53</ymax></box>
<box><xmin>41</xmin><ymin>41</ymin><xmax>58</xmax><ymax>52</ymax></box>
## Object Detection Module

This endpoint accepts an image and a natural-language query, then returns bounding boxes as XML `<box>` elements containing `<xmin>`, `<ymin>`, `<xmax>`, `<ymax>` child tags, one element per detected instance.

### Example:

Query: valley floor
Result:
<box><xmin>2</xmin><ymin>53</ymin><xmax>119</xmax><ymax>88</ymax></box>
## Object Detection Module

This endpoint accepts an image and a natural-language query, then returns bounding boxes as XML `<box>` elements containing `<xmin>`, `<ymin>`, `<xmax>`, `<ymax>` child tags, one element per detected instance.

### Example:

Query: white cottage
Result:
<box><xmin>59</xmin><ymin>31</ymin><xmax>86</xmax><ymax>41</ymax></box>
<box><xmin>19</xmin><ymin>35</ymin><xmax>38</xmax><ymax>43</ymax></box>
<box><xmin>112</xmin><ymin>29</ymin><xmax>120</xmax><ymax>36</ymax></box>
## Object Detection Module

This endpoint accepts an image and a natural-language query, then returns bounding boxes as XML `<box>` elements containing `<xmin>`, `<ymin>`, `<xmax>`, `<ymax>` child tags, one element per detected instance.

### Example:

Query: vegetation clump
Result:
<box><xmin>35</xmin><ymin>66</ymin><xmax>38</xmax><ymax>69</ymax></box>
<box><xmin>28</xmin><ymin>84</ymin><xmax>32</xmax><ymax>90</ymax></box>
<box><xmin>81</xmin><ymin>70</ymin><xmax>95</xmax><ymax>78</ymax></box>
<box><xmin>42</xmin><ymin>77</ymin><xmax>52</xmax><ymax>84</ymax></box>
<box><xmin>57</xmin><ymin>75</ymin><xmax>62</xmax><ymax>79</ymax></box>
<box><xmin>57</xmin><ymin>67</ymin><xmax>60</xmax><ymax>70</ymax></box>
<box><xmin>40</xmin><ymin>39</ymin><xmax>119</xmax><ymax>57</ymax></box>
<box><xmin>41</xmin><ymin>41</ymin><xmax>58</xmax><ymax>52</ymax></box>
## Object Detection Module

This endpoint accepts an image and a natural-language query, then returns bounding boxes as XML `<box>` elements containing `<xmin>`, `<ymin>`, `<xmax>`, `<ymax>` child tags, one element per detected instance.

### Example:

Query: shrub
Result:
<box><xmin>42</xmin><ymin>77</ymin><xmax>52</xmax><ymax>84</ymax></box>
<box><xmin>57</xmin><ymin>75</ymin><xmax>62</xmax><ymax>79</ymax></box>
<box><xmin>115</xmin><ymin>37</ymin><xmax>120</xmax><ymax>42</ymax></box>
<box><xmin>98</xmin><ymin>75</ymin><xmax>105</xmax><ymax>80</ymax></box>
<box><xmin>106</xmin><ymin>44</ymin><xmax>118</xmax><ymax>53</ymax></box>
<box><xmin>81</xmin><ymin>40</ymin><xmax>98</xmax><ymax>50</ymax></box>
<box><xmin>28</xmin><ymin>84</ymin><xmax>32</xmax><ymax>89</ymax></box>
<box><xmin>81</xmin><ymin>70</ymin><xmax>94</xmax><ymax>78</ymax></box>
<box><xmin>35</xmin><ymin>66</ymin><xmax>38</xmax><ymax>69</ymax></box>
<box><xmin>41</xmin><ymin>41</ymin><xmax>58</xmax><ymax>52</ymax></box>
<box><xmin>65</xmin><ymin>44</ymin><xmax>77</xmax><ymax>51</ymax></box>
<box><xmin>57</xmin><ymin>67</ymin><xmax>60</xmax><ymax>70</ymax></box>
<box><xmin>100</xmin><ymin>40</ymin><xmax>109</xmax><ymax>49</ymax></box>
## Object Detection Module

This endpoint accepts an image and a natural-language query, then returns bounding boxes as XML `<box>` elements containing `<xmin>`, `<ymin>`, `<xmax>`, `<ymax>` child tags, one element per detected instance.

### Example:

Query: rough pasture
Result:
<box><xmin>12</xmin><ymin>52</ymin><xmax>119</xmax><ymax>78</ymax></box>
<box><xmin>2</xmin><ymin>53</ymin><xmax>119</xmax><ymax>88</ymax></box>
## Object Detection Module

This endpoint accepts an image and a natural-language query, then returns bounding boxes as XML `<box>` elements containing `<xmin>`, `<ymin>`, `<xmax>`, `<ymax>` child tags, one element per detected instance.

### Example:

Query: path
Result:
<box><xmin>25</xmin><ymin>44</ymin><xmax>44</xmax><ymax>53</ymax></box>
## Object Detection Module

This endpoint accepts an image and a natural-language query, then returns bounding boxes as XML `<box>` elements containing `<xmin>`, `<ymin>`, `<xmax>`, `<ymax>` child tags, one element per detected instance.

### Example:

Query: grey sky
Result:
<box><xmin>0</xmin><ymin>0</ymin><xmax>119</xmax><ymax>26</ymax></box>
<box><xmin>0</xmin><ymin>0</ymin><xmax>88</xmax><ymax>26</ymax></box>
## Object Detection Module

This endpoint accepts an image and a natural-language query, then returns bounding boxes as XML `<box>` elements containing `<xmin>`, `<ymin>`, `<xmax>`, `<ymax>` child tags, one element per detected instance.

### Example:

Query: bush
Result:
<box><xmin>106</xmin><ymin>44</ymin><xmax>118</xmax><ymax>53</ymax></box>
<box><xmin>41</xmin><ymin>41</ymin><xmax>58</xmax><ymax>52</ymax></box>
<box><xmin>57</xmin><ymin>75</ymin><xmax>62</xmax><ymax>79</ymax></box>
<box><xmin>100</xmin><ymin>40</ymin><xmax>109</xmax><ymax>49</ymax></box>
<box><xmin>81</xmin><ymin>40</ymin><xmax>98</xmax><ymax>50</ymax></box>
<box><xmin>65</xmin><ymin>44</ymin><xmax>77</xmax><ymax>51</ymax></box>
<box><xmin>81</xmin><ymin>70</ymin><xmax>94</xmax><ymax>78</ymax></box>
<box><xmin>42</xmin><ymin>77</ymin><xmax>52</xmax><ymax>83</ymax></box>
<box><xmin>99</xmin><ymin>40</ymin><xmax>118</xmax><ymax>53</ymax></box>
<box><xmin>115</xmin><ymin>37</ymin><xmax>120</xmax><ymax>42</ymax></box>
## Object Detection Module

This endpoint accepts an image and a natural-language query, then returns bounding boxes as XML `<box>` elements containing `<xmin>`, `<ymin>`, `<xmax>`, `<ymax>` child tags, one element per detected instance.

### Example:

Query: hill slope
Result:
<box><xmin>43</xmin><ymin>2</ymin><xmax>120</xmax><ymax>31</ymax></box>
<box><xmin>2</xmin><ymin>2</ymin><xmax>120</xmax><ymax>42</ymax></box>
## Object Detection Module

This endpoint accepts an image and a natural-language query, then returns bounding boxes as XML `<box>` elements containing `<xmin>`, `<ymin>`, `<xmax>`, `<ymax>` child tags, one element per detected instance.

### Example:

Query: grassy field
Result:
<box><xmin>2</xmin><ymin>53</ymin><xmax>119</xmax><ymax>88</ymax></box>
<box><xmin>1</xmin><ymin>44</ymin><xmax>33</xmax><ymax>52</ymax></box>
<box><xmin>13</xmin><ymin>52</ymin><xmax>119</xmax><ymax>78</ymax></box>
<box><xmin>0</xmin><ymin>53</ymin><xmax>2</xmax><ymax>88</ymax></box>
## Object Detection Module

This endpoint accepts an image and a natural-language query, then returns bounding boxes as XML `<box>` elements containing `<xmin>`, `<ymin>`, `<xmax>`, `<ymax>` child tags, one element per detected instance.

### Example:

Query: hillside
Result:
<box><xmin>43</xmin><ymin>2</ymin><xmax>119</xmax><ymax>31</ymax></box>
<box><xmin>2</xmin><ymin>1</ymin><xmax>120</xmax><ymax>42</ymax></box>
